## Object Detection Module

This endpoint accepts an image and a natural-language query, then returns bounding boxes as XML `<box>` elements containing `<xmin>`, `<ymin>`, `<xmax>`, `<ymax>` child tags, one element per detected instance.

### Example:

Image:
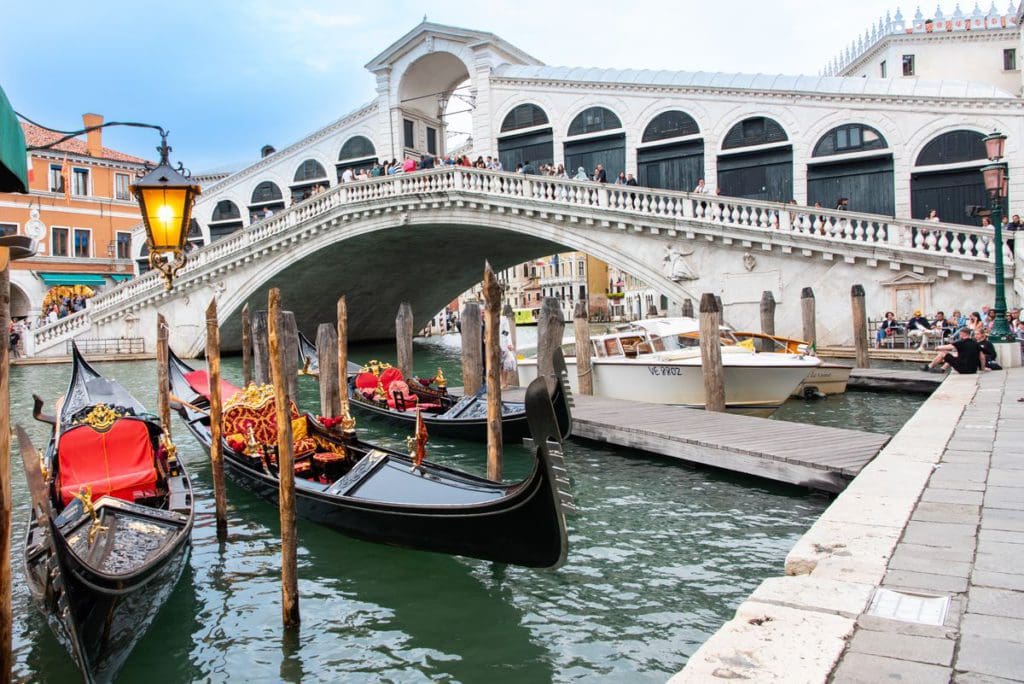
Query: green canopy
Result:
<box><xmin>38</xmin><ymin>273</ymin><xmax>109</xmax><ymax>287</ymax></box>
<box><xmin>0</xmin><ymin>84</ymin><xmax>27</xmax><ymax>194</ymax></box>
<box><xmin>110</xmin><ymin>274</ymin><xmax>133</xmax><ymax>283</ymax></box>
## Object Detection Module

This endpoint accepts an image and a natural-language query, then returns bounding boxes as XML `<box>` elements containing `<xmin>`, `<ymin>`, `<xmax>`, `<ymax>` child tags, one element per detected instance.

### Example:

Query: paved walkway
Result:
<box><xmin>832</xmin><ymin>369</ymin><xmax>1024</xmax><ymax>683</ymax></box>
<box><xmin>673</xmin><ymin>368</ymin><xmax>1024</xmax><ymax>683</ymax></box>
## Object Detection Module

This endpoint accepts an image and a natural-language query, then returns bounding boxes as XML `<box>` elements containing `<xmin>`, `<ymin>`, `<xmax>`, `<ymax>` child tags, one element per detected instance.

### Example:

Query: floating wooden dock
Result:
<box><xmin>499</xmin><ymin>388</ymin><xmax>889</xmax><ymax>493</ymax></box>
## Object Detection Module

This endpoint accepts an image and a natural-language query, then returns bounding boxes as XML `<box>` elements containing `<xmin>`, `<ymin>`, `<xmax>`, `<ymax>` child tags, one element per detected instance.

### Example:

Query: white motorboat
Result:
<box><xmin>728</xmin><ymin>331</ymin><xmax>852</xmax><ymax>398</ymax></box>
<box><xmin>518</xmin><ymin>317</ymin><xmax>820</xmax><ymax>408</ymax></box>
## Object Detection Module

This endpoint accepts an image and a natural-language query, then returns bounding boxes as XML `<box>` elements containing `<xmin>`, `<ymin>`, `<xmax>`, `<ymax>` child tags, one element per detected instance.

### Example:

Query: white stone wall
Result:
<box><xmin>844</xmin><ymin>32</ymin><xmax>1021</xmax><ymax>95</ymax></box>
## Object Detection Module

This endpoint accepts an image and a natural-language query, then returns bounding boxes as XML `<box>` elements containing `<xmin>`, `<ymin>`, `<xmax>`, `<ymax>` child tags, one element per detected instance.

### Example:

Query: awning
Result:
<box><xmin>110</xmin><ymin>274</ymin><xmax>133</xmax><ymax>283</ymax></box>
<box><xmin>38</xmin><ymin>273</ymin><xmax>110</xmax><ymax>287</ymax></box>
<box><xmin>0</xmin><ymin>85</ymin><xmax>28</xmax><ymax>193</ymax></box>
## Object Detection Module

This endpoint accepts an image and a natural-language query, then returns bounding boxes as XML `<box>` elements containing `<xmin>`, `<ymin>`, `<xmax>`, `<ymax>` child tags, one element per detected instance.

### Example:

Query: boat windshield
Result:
<box><xmin>654</xmin><ymin>333</ymin><xmax>701</xmax><ymax>351</ymax></box>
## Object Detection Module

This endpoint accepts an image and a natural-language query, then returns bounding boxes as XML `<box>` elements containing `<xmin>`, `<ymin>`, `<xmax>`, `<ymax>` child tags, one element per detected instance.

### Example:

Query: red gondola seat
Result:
<box><xmin>184</xmin><ymin>370</ymin><xmax>242</xmax><ymax>402</ymax></box>
<box><xmin>58</xmin><ymin>419</ymin><xmax>159</xmax><ymax>506</ymax></box>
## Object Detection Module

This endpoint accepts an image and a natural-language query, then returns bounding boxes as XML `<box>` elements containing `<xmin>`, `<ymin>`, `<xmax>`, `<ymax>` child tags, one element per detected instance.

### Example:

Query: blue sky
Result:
<box><xmin>3</xmin><ymin>0</ymin><xmax>904</xmax><ymax>171</ymax></box>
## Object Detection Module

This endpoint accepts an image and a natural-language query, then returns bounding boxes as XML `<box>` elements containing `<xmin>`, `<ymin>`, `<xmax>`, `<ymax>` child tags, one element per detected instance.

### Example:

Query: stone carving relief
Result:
<box><xmin>743</xmin><ymin>252</ymin><xmax>757</xmax><ymax>271</ymax></box>
<box><xmin>662</xmin><ymin>244</ymin><xmax>697</xmax><ymax>281</ymax></box>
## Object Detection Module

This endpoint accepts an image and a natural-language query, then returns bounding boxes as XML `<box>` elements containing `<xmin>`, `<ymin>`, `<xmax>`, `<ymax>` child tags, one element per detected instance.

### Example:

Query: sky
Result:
<box><xmin>2</xmin><ymin>0</ymin><xmax>908</xmax><ymax>172</ymax></box>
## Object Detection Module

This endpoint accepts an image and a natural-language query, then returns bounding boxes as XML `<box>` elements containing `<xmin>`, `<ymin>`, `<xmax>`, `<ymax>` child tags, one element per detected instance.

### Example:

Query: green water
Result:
<box><xmin>7</xmin><ymin>338</ymin><xmax>922</xmax><ymax>682</ymax></box>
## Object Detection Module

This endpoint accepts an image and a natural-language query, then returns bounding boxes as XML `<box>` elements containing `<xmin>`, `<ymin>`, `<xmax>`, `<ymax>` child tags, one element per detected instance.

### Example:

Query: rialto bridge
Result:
<box><xmin>26</xmin><ymin>166</ymin><xmax>1017</xmax><ymax>357</ymax></box>
<box><xmin>22</xmin><ymin>19</ymin><xmax>1024</xmax><ymax>356</ymax></box>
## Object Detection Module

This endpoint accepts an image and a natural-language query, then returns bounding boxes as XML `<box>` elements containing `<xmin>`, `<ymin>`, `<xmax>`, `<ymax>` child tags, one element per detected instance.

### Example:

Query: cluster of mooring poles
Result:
<box><xmin>161</xmin><ymin>261</ymin><xmax>561</xmax><ymax>631</ymax></box>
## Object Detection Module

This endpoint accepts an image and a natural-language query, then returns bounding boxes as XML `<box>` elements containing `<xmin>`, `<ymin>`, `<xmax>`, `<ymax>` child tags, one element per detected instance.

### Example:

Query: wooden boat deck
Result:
<box><xmin>496</xmin><ymin>388</ymin><xmax>888</xmax><ymax>493</ymax></box>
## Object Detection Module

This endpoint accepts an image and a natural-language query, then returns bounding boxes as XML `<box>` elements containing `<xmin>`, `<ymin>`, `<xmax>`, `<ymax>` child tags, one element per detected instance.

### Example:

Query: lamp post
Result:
<box><xmin>980</xmin><ymin>131</ymin><xmax>1014</xmax><ymax>342</ymax></box>
<box><xmin>131</xmin><ymin>132</ymin><xmax>201</xmax><ymax>290</ymax></box>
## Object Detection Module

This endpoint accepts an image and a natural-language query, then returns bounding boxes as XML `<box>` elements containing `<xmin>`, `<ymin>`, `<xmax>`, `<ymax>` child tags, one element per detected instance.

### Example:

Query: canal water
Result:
<box><xmin>7</xmin><ymin>337</ymin><xmax>923</xmax><ymax>682</ymax></box>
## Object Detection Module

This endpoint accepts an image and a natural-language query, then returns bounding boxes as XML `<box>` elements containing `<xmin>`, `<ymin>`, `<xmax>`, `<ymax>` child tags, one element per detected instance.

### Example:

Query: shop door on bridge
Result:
<box><xmin>564</xmin><ymin>107</ymin><xmax>626</xmax><ymax>180</ymax></box>
<box><xmin>208</xmin><ymin>200</ymin><xmax>244</xmax><ymax>242</ymax></box>
<box><xmin>716</xmin><ymin>117</ymin><xmax>792</xmax><ymax>202</ymax></box>
<box><xmin>807</xmin><ymin>124</ymin><xmax>894</xmax><ymax>215</ymax></box>
<box><xmin>497</xmin><ymin>103</ymin><xmax>553</xmax><ymax>171</ymax></box>
<box><xmin>911</xmin><ymin>130</ymin><xmax>988</xmax><ymax>226</ymax></box>
<box><xmin>637</xmin><ymin>110</ymin><xmax>704</xmax><ymax>191</ymax></box>
<box><xmin>336</xmin><ymin>135</ymin><xmax>378</xmax><ymax>180</ymax></box>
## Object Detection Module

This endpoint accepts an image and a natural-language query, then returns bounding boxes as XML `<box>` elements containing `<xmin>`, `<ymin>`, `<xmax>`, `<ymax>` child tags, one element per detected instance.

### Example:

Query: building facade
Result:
<box><xmin>0</xmin><ymin>114</ymin><xmax>147</xmax><ymax>321</ymax></box>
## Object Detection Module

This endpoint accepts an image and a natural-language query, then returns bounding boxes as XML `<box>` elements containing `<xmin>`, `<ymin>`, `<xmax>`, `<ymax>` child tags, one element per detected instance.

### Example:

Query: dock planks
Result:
<box><xmin>496</xmin><ymin>387</ymin><xmax>889</xmax><ymax>493</ymax></box>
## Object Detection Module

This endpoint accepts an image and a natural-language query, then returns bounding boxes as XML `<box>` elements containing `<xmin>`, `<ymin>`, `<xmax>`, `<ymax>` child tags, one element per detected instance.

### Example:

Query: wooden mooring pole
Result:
<box><xmin>156</xmin><ymin>313</ymin><xmax>171</xmax><ymax>436</ymax></box>
<box><xmin>573</xmin><ymin>301</ymin><xmax>593</xmax><ymax>395</ymax></box>
<box><xmin>268</xmin><ymin>289</ymin><xmax>299</xmax><ymax>627</ymax></box>
<box><xmin>483</xmin><ymin>263</ymin><xmax>503</xmax><ymax>481</ymax></box>
<box><xmin>205</xmin><ymin>299</ymin><xmax>228</xmax><ymax>541</ymax></box>
<box><xmin>851</xmin><ymin>284</ymin><xmax>870</xmax><ymax>369</ymax></box>
<box><xmin>461</xmin><ymin>301</ymin><xmax>483</xmax><ymax>396</ymax></box>
<box><xmin>280</xmin><ymin>311</ymin><xmax>299</xmax><ymax>401</ymax></box>
<box><xmin>537</xmin><ymin>297</ymin><xmax>565</xmax><ymax>393</ymax></box>
<box><xmin>0</xmin><ymin>259</ymin><xmax>11</xmax><ymax>682</ymax></box>
<box><xmin>317</xmin><ymin>323</ymin><xmax>340</xmax><ymax>418</ymax></box>
<box><xmin>396</xmin><ymin>301</ymin><xmax>414</xmax><ymax>381</ymax></box>
<box><xmin>502</xmin><ymin>303</ymin><xmax>518</xmax><ymax>389</ymax></box>
<box><xmin>699</xmin><ymin>293</ymin><xmax>726</xmax><ymax>412</ymax></box>
<box><xmin>759</xmin><ymin>291</ymin><xmax>776</xmax><ymax>352</ymax></box>
<box><xmin>801</xmin><ymin>287</ymin><xmax>816</xmax><ymax>350</ymax></box>
<box><xmin>241</xmin><ymin>303</ymin><xmax>252</xmax><ymax>386</ymax></box>
<box><xmin>252</xmin><ymin>310</ymin><xmax>270</xmax><ymax>384</ymax></box>
<box><xmin>337</xmin><ymin>296</ymin><xmax>350</xmax><ymax>422</ymax></box>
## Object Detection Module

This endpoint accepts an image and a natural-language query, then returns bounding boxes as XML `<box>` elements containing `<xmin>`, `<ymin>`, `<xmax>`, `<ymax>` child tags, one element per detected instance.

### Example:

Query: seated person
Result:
<box><xmin>974</xmin><ymin>329</ymin><xmax>1001</xmax><ymax>370</ymax></box>
<box><xmin>932</xmin><ymin>311</ymin><xmax>952</xmax><ymax>342</ymax></box>
<box><xmin>923</xmin><ymin>327</ymin><xmax>986</xmax><ymax>374</ymax></box>
<box><xmin>906</xmin><ymin>310</ymin><xmax>940</xmax><ymax>350</ymax></box>
<box><xmin>874</xmin><ymin>311</ymin><xmax>902</xmax><ymax>348</ymax></box>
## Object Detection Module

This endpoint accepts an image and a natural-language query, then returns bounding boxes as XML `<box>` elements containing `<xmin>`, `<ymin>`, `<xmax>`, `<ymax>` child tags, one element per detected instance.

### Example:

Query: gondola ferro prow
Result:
<box><xmin>31</xmin><ymin>393</ymin><xmax>56</xmax><ymax>426</ymax></box>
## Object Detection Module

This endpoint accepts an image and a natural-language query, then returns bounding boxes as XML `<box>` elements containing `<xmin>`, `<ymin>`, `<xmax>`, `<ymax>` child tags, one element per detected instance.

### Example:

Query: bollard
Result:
<box><xmin>573</xmin><ymin>301</ymin><xmax>593</xmax><ymax>395</ymax></box>
<box><xmin>851</xmin><ymin>284</ymin><xmax>870</xmax><ymax>368</ymax></box>
<box><xmin>252</xmin><ymin>310</ymin><xmax>270</xmax><ymax>384</ymax></box>
<box><xmin>801</xmin><ymin>287</ymin><xmax>816</xmax><ymax>350</ymax></box>
<box><xmin>268</xmin><ymin>289</ymin><xmax>300</xmax><ymax>627</ymax></box>
<box><xmin>205</xmin><ymin>299</ymin><xmax>228</xmax><ymax>541</ymax></box>
<box><xmin>317</xmin><ymin>323</ymin><xmax>340</xmax><ymax>418</ymax></box>
<box><xmin>280</xmin><ymin>311</ymin><xmax>299</xmax><ymax>401</ymax></box>
<box><xmin>461</xmin><ymin>301</ymin><xmax>483</xmax><ymax>396</ymax></box>
<box><xmin>396</xmin><ymin>301</ymin><xmax>414</xmax><ymax>381</ymax></box>
<box><xmin>483</xmin><ymin>263</ymin><xmax>503</xmax><ymax>481</ymax></box>
<box><xmin>699</xmin><ymin>293</ymin><xmax>726</xmax><ymax>412</ymax></box>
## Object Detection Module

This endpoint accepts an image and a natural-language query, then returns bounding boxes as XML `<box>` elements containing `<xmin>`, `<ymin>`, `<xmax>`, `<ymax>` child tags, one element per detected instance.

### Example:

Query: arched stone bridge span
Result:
<box><xmin>30</xmin><ymin>168</ymin><xmax>1015</xmax><ymax>358</ymax></box>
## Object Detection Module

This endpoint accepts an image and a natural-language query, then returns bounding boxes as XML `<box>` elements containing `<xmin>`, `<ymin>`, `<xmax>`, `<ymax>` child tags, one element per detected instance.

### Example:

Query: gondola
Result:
<box><xmin>297</xmin><ymin>330</ymin><xmax>319</xmax><ymax>376</ymax></box>
<box><xmin>167</xmin><ymin>348</ymin><xmax>575</xmax><ymax>569</ymax></box>
<box><xmin>19</xmin><ymin>344</ymin><xmax>194</xmax><ymax>683</ymax></box>
<box><xmin>347</xmin><ymin>359</ymin><xmax>572</xmax><ymax>443</ymax></box>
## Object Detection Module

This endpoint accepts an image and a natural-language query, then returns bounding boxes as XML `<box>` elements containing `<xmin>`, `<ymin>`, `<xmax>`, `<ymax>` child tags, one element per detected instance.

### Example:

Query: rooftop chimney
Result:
<box><xmin>82</xmin><ymin>113</ymin><xmax>103</xmax><ymax>158</ymax></box>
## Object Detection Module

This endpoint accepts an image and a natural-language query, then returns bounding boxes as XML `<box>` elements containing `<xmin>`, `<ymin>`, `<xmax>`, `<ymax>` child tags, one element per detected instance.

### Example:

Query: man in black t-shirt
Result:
<box><xmin>924</xmin><ymin>328</ymin><xmax>986</xmax><ymax>374</ymax></box>
<box><xmin>974</xmin><ymin>329</ymin><xmax>1001</xmax><ymax>370</ymax></box>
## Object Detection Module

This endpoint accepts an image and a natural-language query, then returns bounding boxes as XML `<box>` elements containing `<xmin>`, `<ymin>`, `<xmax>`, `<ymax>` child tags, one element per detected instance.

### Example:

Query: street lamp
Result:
<box><xmin>131</xmin><ymin>132</ymin><xmax>201</xmax><ymax>290</ymax></box>
<box><xmin>980</xmin><ymin>131</ymin><xmax>1014</xmax><ymax>343</ymax></box>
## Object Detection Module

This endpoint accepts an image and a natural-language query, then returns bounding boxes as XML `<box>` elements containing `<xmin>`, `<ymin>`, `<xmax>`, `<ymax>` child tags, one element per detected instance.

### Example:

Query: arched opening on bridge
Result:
<box><xmin>637</xmin><ymin>110</ymin><xmax>703</xmax><ymax>191</ymax></box>
<box><xmin>397</xmin><ymin>51</ymin><xmax>471</xmax><ymax>160</ymax></box>
<box><xmin>249</xmin><ymin>180</ymin><xmax>286</xmax><ymax>220</ymax></box>
<box><xmin>290</xmin><ymin>159</ymin><xmax>330</xmax><ymax>203</ymax></box>
<box><xmin>497</xmin><ymin>103</ymin><xmax>553</xmax><ymax>171</ymax></box>
<box><xmin>564</xmin><ymin>106</ymin><xmax>625</xmax><ymax>180</ymax></box>
<box><xmin>716</xmin><ymin>117</ymin><xmax>792</xmax><ymax>202</ymax></box>
<box><xmin>337</xmin><ymin>136</ymin><xmax>377</xmax><ymax>180</ymax></box>
<box><xmin>807</xmin><ymin>124</ymin><xmax>894</xmax><ymax>215</ymax></box>
<box><xmin>911</xmin><ymin>130</ymin><xmax>989</xmax><ymax>226</ymax></box>
<box><xmin>10</xmin><ymin>282</ymin><xmax>30</xmax><ymax>319</ymax></box>
<box><xmin>208</xmin><ymin>200</ymin><xmax>244</xmax><ymax>241</ymax></box>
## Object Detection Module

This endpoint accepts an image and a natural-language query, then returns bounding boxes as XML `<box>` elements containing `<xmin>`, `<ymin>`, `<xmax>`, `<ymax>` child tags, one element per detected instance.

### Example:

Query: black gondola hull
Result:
<box><xmin>347</xmin><ymin>394</ymin><xmax>532</xmax><ymax>443</ymax></box>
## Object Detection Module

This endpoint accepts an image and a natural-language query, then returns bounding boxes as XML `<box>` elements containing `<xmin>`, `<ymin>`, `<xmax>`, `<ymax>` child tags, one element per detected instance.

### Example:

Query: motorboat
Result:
<box><xmin>518</xmin><ymin>317</ymin><xmax>819</xmax><ymax>408</ymax></box>
<box><xmin>727</xmin><ymin>332</ymin><xmax>852</xmax><ymax>398</ymax></box>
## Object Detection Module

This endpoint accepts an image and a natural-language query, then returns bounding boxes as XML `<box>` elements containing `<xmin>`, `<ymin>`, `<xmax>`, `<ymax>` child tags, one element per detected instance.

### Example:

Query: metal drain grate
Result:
<box><xmin>867</xmin><ymin>588</ymin><xmax>951</xmax><ymax>626</ymax></box>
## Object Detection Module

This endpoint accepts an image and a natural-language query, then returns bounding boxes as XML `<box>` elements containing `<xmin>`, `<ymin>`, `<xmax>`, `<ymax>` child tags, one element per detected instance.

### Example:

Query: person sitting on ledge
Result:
<box><xmin>923</xmin><ymin>327</ymin><xmax>987</xmax><ymax>374</ymax></box>
<box><xmin>974</xmin><ymin>329</ymin><xmax>1001</xmax><ymax>371</ymax></box>
<box><xmin>874</xmin><ymin>311</ymin><xmax>902</xmax><ymax>348</ymax></box>
<box><xmin>907</xmin><ymin>310</ymin><xmax>938</xmax><ymax>351</ymax></box>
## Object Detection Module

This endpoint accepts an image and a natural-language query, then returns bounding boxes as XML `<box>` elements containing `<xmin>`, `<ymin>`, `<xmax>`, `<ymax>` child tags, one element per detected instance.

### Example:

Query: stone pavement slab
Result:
<box><xmin>922</xmin><ymin>487</ymin><xmax>986</xmax><ymax>505</ymax></box>
<box><xmin>971</xmin><ymin>570</ymin><xmax>1024</xmax><ymax>591</ymax></box>
<box><xmin>956</xmin><ymin>633</ymin><xmax>1024</xmax><ymax>682</ymax></box>
<box><xmin>831</xmin><ymin>652</ymin><xmax>951</xmax><ymax>684</ymax></box>
<box><xmin>967</xmin><ymin>587</ymin><xmax>1024</xmax><ymax>619</ymax></box>
<box><xmin>985</xmin><ymin>486</ymin><xmax>1024</xmax><ymax>510</ymax></box>
<box><xmin>883</xmin><ymin>568</ymin><xmax>969</xmax><ymax>593</ymax></box>
<box><xmin>911</xmin><ymin>501</ymin><xmax>981</xmax><ymax>525</ymax></box>
<box><xmin>846</xmin><ymin>628</ymin><xmax>954</xmax><ymax>666</ymax></box>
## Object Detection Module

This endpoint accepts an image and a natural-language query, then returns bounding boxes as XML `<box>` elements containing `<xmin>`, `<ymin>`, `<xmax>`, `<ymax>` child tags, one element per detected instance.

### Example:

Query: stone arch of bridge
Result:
<box><xmin>186</xmin><ymin>210</ymin><xmax>697</xmax><ymax>356</ymax></box>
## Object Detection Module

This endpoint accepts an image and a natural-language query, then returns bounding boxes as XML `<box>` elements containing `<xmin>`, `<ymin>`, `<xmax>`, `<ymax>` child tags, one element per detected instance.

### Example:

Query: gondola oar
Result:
<box><xmin>15</xmin><ymin>426</ymin><xmax>91</xmax><ymax>682</ymax></box>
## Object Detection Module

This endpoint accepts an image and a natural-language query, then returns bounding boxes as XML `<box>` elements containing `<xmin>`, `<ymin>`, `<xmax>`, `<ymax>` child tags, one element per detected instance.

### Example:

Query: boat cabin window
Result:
<box><xmin>618</xmin><ymin>335</ymin><xmax>646</xmax><ymax>357</ymax></box>
<box><xmin>659</xmin><ymin>332</ymin><xmax>701</xmax><ymax>350</ymax></box>
<box><xmin>603</xmin><ymin>338</ymin><xmax>620</xmax><ymax>356</ymax></box>
<box><xmin>591</xmin><ymin>340</ymin><xmax>605</xmax><ymax>358</ymax></box>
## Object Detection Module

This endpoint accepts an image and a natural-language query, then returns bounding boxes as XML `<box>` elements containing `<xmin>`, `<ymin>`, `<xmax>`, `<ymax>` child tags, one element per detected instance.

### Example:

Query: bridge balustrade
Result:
<box><xmin>29</xmin><ymin>166</ymin><xmax>1010</xmax><ymax>354</ymax></box>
